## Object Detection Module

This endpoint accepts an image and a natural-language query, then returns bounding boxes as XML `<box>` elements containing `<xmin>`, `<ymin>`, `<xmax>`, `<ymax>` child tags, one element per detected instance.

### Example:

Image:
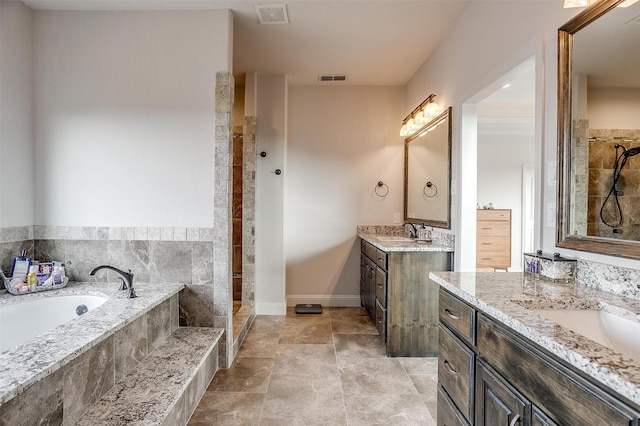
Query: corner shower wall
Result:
<box><xmin>588</xmin><ymin>128</ymin><xmax>640</xmax><ymax>239</ymax></box>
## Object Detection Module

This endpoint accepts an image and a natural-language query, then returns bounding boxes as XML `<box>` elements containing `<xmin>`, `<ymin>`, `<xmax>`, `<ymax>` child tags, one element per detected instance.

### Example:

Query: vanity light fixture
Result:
<box><xmin>400</xmin><ymin>94</ymin><xmax>442</xmax><ymax>137</ymax></box>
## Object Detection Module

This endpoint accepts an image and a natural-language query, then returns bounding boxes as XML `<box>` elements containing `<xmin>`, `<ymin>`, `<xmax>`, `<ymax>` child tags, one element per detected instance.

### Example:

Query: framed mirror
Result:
<box><xmin>404</xmin><ymin>107</ymin><xmax>452</xmax><ymax>229</ymax></box>
<box><xmin>557</xmin><ymin>0</ymin><xmax>640</xmax><ymax>259</ymax></box>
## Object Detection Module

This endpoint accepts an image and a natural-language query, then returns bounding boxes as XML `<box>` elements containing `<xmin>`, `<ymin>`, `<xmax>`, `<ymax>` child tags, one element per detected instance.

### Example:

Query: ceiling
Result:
<box><xmin>21</xmin><ymin>0</ymin><xmax>472</xmax><ymax>86</ymax></box>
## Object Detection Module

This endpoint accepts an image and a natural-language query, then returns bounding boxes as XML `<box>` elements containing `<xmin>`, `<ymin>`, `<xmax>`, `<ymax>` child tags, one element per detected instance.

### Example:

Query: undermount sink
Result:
<box><xmin>532</xmin><ymin>309</ymin><xmax>640</xmax><ymax>362</ymax></box>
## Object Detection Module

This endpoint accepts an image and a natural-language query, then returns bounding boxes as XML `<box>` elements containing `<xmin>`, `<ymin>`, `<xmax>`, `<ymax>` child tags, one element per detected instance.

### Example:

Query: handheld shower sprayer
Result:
<box><xmin>600</xmin><ymin>144</ymin><xmax>639</xmax><ymax>229</ymax></box>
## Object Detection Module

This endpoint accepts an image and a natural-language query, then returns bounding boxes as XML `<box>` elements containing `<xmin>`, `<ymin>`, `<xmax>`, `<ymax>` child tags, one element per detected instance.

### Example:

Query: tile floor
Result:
<box><xmin>188</xmin><ymin>307</ymin><xmax>438</xmax><ymax>425</ymax></box>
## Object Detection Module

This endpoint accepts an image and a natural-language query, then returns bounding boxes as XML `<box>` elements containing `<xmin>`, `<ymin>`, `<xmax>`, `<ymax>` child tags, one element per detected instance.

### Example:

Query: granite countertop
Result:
<box><xmin>430</xmin><ymin>271</ymin><xmax>640</xmax><ymax>406</ymax></box>
<box><xmin>359</xmin><ymin>233</ymin><xmax>454</xmax><ymax>253</ymax></box>
<box><xmin>0</xmin><ymin>281</ymin><xmax>184</xmax><ymax>405</ymax></box>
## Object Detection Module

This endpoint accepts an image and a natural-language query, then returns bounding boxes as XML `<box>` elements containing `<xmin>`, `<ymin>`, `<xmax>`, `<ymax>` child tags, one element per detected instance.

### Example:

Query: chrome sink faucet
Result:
<box><xmin>403</xmin><ymin>222</ymin><xmax>418</xmax><ymax>239</ymax></box>
<box><xmin>89</xmin><ymin>265</ymin><xmax>137</xmax><ymax>298</ymax></box>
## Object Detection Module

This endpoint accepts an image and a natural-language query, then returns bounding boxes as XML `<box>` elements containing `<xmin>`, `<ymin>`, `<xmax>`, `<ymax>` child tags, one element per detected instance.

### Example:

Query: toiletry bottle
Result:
<box><xmin>11</xmin><ymin>250</ymin><xmax>32</xmax><ymax>280</ymax></box>
<box><xmin>27</xmin><ymin>265</ymin><xmax>38</xmax><ymax>290</ymax></box>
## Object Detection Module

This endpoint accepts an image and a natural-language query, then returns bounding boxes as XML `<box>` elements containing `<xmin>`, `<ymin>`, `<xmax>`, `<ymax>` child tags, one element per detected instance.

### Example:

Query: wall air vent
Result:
<box><xmin>318</xmin><ymin>75</ymin><xmax>348</xmax><ymax>82</ymax></box>
<box><xmin>255</xmin><ymin>4</ymin><xmax>289</xmax><ymax>24</ymax></box>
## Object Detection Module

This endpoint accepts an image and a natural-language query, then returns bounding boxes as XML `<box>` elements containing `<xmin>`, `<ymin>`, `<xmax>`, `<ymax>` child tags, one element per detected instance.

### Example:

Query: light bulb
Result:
<box><xmin>424</xmin><ymin>102</ymin><xmax>441</xmax><ymax>117</ymax></box>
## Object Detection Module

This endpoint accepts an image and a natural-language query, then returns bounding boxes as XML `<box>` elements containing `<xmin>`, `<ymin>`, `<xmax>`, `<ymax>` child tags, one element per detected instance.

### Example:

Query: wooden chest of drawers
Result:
<box><xmin>476</xmin><ymin>209</ymin><xmax>511</xmax><ymax>270</ymax></box>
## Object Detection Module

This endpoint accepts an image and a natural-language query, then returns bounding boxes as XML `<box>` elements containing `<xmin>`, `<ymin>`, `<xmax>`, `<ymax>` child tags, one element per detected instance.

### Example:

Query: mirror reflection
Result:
<box><xmin>404</xmin><ymin>107</ymin><xmax>452</xmax><ymax>229</ymax></box>
<box><xmin>558</xmin><ymin>0</ymin><xmax>640</xmax><ymax>258</ymax></box>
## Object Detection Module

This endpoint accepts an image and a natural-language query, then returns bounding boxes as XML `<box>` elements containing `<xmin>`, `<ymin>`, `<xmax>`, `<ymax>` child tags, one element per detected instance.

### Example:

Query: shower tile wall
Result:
<box><xmin>588</xmin><ymin>128</ymin><xmax>640</xmax><ymax>239</ymax></box>
<box><xmin>571</xmin><ymin>119</ymin><xmax>589</xmax><ymax>235</ymax></box>
<box><xmin>232</xmin><ymin>126</ymin><xmax>243</xmax><ymax>302</ymax></box>
<box><xmin>0</xmin><ymin>226</ymin><xmax>34</xmax><ymax>275</ymax></box>
<box><xmin>242</xmin><ymin>116</ymin><xmax>257</xmax><ymax>308</ymax></box>
<box><xmin>213</xmin><ymin>71</ymin><xmax>235</xmax><ymax>368</ymax></box>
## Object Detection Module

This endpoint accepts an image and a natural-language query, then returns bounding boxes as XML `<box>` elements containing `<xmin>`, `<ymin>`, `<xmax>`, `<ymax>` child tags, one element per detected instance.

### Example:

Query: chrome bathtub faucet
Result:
<box><xmin>89</xmin><ymin>265</ymin><xmax>137</xmax><ymax>298</ymax></box>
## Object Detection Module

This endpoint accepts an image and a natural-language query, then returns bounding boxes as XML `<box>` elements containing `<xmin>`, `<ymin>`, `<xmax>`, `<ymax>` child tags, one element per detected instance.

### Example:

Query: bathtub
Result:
<box><xmin>0</xmin><ymin>294</ymin><xmax>108</xmax><ymax>353</ymax></box>
<box><xmin>0</xmin><ymin>281</ymin><xmax>184</xmax><ymax>408</ymax></box>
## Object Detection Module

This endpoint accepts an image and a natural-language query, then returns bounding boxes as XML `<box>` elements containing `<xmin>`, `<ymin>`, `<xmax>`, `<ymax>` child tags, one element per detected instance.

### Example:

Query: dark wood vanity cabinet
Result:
<box><xmin>359</xmin><ymin>239</ymin><xmax>451</xmax><ymax>356</ymax></box>
<box><xmin>437</xmin><ymin>287</ymin><xmax>640</xmax><ymax>426</ymax></box>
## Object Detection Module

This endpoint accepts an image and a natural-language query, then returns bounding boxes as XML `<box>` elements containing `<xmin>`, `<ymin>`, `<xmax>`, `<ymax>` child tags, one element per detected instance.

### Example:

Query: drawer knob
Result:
<box><xmin>443</xmin><ymin>359</ymin><xmax>459</xmax><ymax>375</ymax></box>
<box><xmin>444</xmin><ymin>308</ymin><xmax>460</xmax><ymax>320</ymax></box>
<box><xmin>509</xmin><ymin>414</ymin><xmax>522</xmax><ymax>426</ymax></box>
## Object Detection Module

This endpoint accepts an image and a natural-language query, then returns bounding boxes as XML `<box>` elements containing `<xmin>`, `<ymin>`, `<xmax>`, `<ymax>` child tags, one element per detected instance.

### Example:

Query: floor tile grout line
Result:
<box><xmin>329</xmin><ymin>308</ymin><xmax>351</xmax><ymax>426</ymax></box>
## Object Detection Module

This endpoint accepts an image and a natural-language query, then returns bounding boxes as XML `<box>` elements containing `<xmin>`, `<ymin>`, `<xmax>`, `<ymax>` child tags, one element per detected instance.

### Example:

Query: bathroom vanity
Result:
<box><xmin>431</xmin><ymin>271</ymin><xmax>640</xmax><ymax>425</ymax></box>
<box><xmin>359</xmin><ymin>233</ymin><xmax>453</xmax><ymax>356</ymax></box>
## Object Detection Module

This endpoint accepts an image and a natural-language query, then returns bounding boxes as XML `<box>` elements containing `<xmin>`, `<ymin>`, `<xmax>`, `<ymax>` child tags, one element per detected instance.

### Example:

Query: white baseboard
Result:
<box><xmin>255</xmin><ymin>302</ymin><xmax>286</xmax><ymax>315</ymax></box>
<box><xmin>286</xmin><ymin>295</ymin><xmax>361</xmax><ymax>307</ymax></box>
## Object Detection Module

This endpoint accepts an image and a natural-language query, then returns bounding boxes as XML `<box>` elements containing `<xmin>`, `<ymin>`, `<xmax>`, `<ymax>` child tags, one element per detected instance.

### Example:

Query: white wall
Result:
<box><xmin>0</xmin><ymin>1</ymin><xmax>34</xmax><ymax>227</ymax></box>
<box><xmin>286</xmin><ymin>86</ymin><xmax>405</xmax><ymax>305</ymax></box>
<box><xmin>477</xmin><ymin>133</ymin><xmax>535</xmax><ymax>269</ymax></box>
<box><xmin>255</xmin><ymin>74</ymin><xmax>287</xmax><ymax>314</ymax></box>
<box><xmin>33</xmin><ymin>9</ymin><xmax>232</xmax><ymax>227</ymax></box>
<box><xmin>588</xmin><ymin>88</ymin><xmax>640</xmax><ymax>129</ymax></box>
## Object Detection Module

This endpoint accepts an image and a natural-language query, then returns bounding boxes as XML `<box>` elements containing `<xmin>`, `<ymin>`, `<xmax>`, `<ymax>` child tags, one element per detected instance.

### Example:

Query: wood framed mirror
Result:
<box><xmin>557</xmin><ymin>0</ymin><xmax>640</xmax><ymax>259</ymax></box>
<box><xmin>404</xmin><ymin>107</ymin><xmax>452</xmax><ymax>229</ymax></box>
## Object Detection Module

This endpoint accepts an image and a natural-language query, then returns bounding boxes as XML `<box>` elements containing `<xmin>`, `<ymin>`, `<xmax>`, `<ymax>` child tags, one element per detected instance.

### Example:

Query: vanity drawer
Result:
<box><xmin>364</xmin><ymin>241</ymin><xmax>377</xmax><ymax>262</ymax></box>
<box><xmin>439</xmin><ymin>289</ymin><xmax>476</xmax><ymax>346</ymax></box>
<box><xmin>375</xmin><ymin>298</ymin><xmax>387</xmax><ymax>342</ymax></box>
<box><xmin>375</xmin><ymin>267</ymin><xmax>387</xmax><ymax>305</ymax></box>
<box><xmin>439</xmin><ymin>325</ymin><xmax>475</xmax><ymax>423</ymax></box>
<box><xmin>375</xmin><ymin>248</ymin><xmax>387</xmax><ymax>270</ymax></box>
<box><xmin>438</xmin><ymin>385</ymin><xmax>471</xmax><ymax>426</ymax></box>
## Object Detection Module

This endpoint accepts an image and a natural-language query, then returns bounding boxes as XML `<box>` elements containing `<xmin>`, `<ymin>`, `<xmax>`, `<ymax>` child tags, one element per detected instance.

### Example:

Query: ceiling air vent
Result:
<box><xmin>255</xmin><ymin>4</ymin><xmax>289</xmax><ymax>25</ymax></box>
<box><xmin>318</xmin><ymin>74</ymin><xmax>348</xmax><ymax>82</ymax></box>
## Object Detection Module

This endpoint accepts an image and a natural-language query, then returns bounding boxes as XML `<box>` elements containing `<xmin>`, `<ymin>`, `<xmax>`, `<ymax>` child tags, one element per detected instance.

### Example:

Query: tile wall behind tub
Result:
<box><xmin>0</xmin><ymin>226</ymin><xmax>34</xmax><ymax>276</ymax></box>
<box><xmin>32</xmin><ymin>226</ymin><xmax>215</xmax><ymax>326</ymax></box>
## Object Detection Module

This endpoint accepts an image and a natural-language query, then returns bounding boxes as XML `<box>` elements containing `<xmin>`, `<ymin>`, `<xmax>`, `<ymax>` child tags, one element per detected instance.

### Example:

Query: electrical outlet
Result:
<box><xmin>393</xmin><ymin>213</ymin><xmax>401</xmax><ymax>224</ymax></box>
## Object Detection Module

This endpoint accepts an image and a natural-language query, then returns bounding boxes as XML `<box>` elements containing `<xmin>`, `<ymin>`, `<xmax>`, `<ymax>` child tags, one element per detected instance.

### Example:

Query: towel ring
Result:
<box><xmin>375</xmin><ymin>181</ymin><xmax>389</xmax><ymax>197</ymax></box>
<box><xmin>423</xmin><ymin>182</ymin><xmax>438</xmax><ymax>198</ymax></box>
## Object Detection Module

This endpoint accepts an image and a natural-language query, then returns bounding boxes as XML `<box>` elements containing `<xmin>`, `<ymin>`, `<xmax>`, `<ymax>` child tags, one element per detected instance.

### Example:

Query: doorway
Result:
<box><xmin>459</xmin><ymin>53</ymin><xmax>542</xmax><ymax>272</ymax></box>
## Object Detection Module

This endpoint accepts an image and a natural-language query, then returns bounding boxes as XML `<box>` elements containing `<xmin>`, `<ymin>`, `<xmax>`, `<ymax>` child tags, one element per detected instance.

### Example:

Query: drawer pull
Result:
<box><xmin>509</xmin><ymin>414</ymin><xmax>522</xmax><ymax>426</ymax></box>
<box><xmin>443</xmin><ymin>360</ymin><xmax>459</xmax><ymax>375</ymax></box>
<box><xmin>444</xmin><ymin>308</ymin><xmax>460</xmax><ymax>320</ymax></box>
<box><xmin>377</xmin><ymin>284</ymin><xmax>383</xmax><ymax>288</ymax></box>
<box><xmin>377</xmin><ymin>257</ymin><xmax>384</xmax><ymax>261</ymax></box>
<box><xmin>481</xmin><ymin>242</ymin><xmax>492</xmax><ymax>245</ymax></box>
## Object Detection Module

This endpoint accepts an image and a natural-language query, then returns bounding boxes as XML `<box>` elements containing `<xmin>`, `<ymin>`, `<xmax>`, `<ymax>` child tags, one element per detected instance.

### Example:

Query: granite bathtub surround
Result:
<box><xmin>0</xmin><ymin>281</ymin><xmax>183</xmax><ymax>425</ymax></box>
<box><xmin>357</xmin><ymin>224</ymin><xmax>455</xmax><ymax>250</ymax></box>
<box><xmin>430</xmin><ymin>271</ymin><xmax>640</xmax><ymax>406</ymax></box>
<box><xmin>77</xmin><ymin>327</ymin><xmax>223</xmax><ymax>426</ymax></box>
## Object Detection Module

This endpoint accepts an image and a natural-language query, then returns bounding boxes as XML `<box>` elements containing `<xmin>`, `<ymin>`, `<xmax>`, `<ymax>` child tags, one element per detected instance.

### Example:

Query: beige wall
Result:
<box><xmin>285</xmin><ymin>86</ymin><xmax>404</xmax><ymax>304</ymax></box>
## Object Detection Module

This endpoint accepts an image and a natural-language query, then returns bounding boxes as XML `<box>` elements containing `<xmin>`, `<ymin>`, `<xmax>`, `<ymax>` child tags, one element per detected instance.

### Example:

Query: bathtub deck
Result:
<box><xmin>75</xmin><ymin>327</ymin><xmax>223</xmax><ymax>426</ymax></box>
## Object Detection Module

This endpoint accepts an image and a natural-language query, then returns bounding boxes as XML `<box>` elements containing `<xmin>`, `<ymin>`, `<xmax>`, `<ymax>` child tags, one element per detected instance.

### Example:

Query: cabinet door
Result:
<box><xmin>532</xmin><ymin>407</ymin><xmax>558</xmax><ymax>426</ymax></box>
<box><xmin>475</xmin><ymin>359</ymin><xmax>529</xmax><ymax>426</ymax></box>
